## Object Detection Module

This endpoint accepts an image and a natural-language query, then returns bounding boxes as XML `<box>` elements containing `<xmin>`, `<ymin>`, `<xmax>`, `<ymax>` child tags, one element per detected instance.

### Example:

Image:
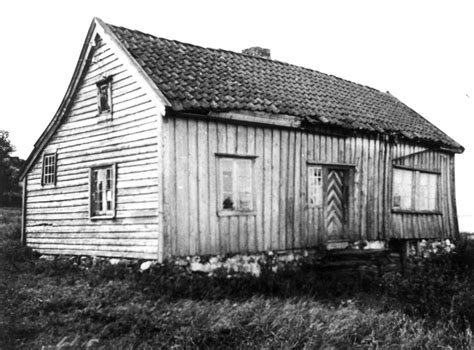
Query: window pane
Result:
<box><xmin>417</xmin><ymin>172</ymin><xmax>438</xmax><ymax>210</ymax></box>
<box><xmin>237</xmin><ymin>159</ymin><xmax>252</xmax><ymax>210</ymax></box>
<box><xmin>308</xmin><ymin>166</ymin><xmax>323</xmax><ymax>207</ymax></box>
<box><xmin>221</xmin><ymin>159</ymin><xmax>234</xmax><ymax>210</ymax></box>
<box><xmin>393</xmin><ymin>168</ymin><xmax>413</xmax><ymax>209</ymax></box>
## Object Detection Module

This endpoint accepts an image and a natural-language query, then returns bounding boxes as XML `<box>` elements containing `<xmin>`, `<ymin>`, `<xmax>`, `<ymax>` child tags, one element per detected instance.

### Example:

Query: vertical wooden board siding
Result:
<box><xmin>175</xmin><ymin>119</ymin><xmax>190</xmax><ymax>256</ymax></box>
<box><xmin>207</xmin><ymin>122</ymin><xmax>219</xmax><ymax>254</ymax></box>
<box><xmin>166</xmin><ymin>115</ymin><xmax>458</xmax><ymax>256</ymax></box>
<box><xmin>197</xmin><ymin>121</ymin><xmax>209</xmax><ymax>254</ymax></box>
<box><xmin>353</xmin><ymin>137</ymin><xmax>362</xmax><ymax>239</ymax></box>
<box><xmin>300</xmin><ymin>133</ymin><xmax>308</xmax><ymax>247</ymax></box>
<box><xmin>279</xmin><ymin>130</ymin><xmax>289</xmax><ymax>250</ymax></box>
<box><xmin>246</xmin><ymin>127</ymin><xmax>257</xmax><ymax>252</ymax></box>
<box><xmin>187</xmin><ymin>119</ymin><xmax>199</xmax><ymax>255</ymax></box>
<box><xmin>271</xmin><ymin>129</ymin><xmax>281</xmax><ymax>250</ymax></box>
<box><xmin>217</xmin><ymin>123</ymin><xmax>229</xmax><ymax>253</ymax></box>
<box><xmin>165</xmin><ymin>118</ymin><xmax>176</xmax><ymax>258</ymax></box>
<box><xmin>262</xmin><ymin>128</ymin><xmax>272</xmax><ymax>250</ymax></box>
<box><xmin>293</xmin><ymin>131</ymin><xmax>302</xmax><ymax>248</ymax></box>
<box><xmin>286</xmin><ymin>131</ymin><xmax>296</xmax><ymax>249</ymax></box>
<box><xmin>255</xmin><ymin>127</ymin><xmax>265</xmax><ymax>252</ymax></box>
<box><xmin>25</xmin><ymin>38</ymin><xmax>161</xmax><ymax>259</ymax></box>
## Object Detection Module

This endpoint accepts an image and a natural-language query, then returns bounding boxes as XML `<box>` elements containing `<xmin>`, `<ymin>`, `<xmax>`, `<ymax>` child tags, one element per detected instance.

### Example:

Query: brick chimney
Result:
<box><xmin>242</xmin><ymin>47</ymin><xmax>271</xmax><ymax>59</ymax></box>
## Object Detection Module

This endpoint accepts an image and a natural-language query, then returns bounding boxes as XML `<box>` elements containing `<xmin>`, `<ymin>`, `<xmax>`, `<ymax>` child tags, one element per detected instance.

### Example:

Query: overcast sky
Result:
<box><xmin>1</xmin><ymin>0</ymin><xmax>473</xmax><ymax>231</ymax></box>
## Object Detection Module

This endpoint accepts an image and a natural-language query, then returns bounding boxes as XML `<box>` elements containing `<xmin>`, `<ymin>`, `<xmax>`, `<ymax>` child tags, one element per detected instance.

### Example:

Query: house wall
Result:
<box><xmin>390</xmin><ymin>150</ymin><xmax>458</xmax><ymax>239</ymax></box>
<box><xmin>24</xmin><ymin>36</ymin><xmax>162</xmax><ymax>259</ymax></box>
<box><xmin>162</xmin><ymin>115</ymin><xmax>459</xmax><ymax>257</ymax></box>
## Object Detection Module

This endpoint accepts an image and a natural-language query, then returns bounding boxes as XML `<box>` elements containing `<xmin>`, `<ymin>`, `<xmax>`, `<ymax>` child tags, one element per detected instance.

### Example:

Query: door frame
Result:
<box><xmin>306</xmin><ymin>161</ymin><xmax>355</xmax><ymax>244</ymax></box>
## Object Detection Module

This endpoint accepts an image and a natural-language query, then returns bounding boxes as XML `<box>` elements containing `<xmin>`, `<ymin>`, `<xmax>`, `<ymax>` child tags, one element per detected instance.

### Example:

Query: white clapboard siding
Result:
<box><xmin>25</xmin><ymin>35</ymin><xmax>160</xmax><ymax>259</ymax></box>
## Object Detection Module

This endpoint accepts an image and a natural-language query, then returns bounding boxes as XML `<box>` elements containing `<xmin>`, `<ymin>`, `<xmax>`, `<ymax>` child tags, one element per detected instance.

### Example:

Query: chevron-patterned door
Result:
<box><xmin>325</xmin><ymin>169</ymin><xmax>347</xmax><ymax>240</ymax></box>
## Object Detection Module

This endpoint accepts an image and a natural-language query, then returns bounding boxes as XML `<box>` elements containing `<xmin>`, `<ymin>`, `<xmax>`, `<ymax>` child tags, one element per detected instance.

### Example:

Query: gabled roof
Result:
<box><xmin>20</xmin><ymin>18</ymin><xmax>463</xmax><ymax>180</ymax></box>
<box><xmin>108</xmin><ymin>22</ymin><xmax>463</xmax><ymax>152</ymax></box>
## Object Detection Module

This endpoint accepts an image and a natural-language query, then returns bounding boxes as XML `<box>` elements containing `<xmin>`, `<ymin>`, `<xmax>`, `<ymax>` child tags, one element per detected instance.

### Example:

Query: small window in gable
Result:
<box><xmin>42</xmin><ymin>153</ymin><xmax>57</xmax><ymax>186</ymax></box>
<box><xmin>96</xmin><ymin>76</ymin><xmax>112</xmax><ymax>118</ymax></box>
<box><xmin>393</xmin><ymin>167</ymin><xmax>439</xmax><ymax>212</ymax></box>
<box><xmin>90</xmin><ymin>165</ymin><xmax>116</xmax><ymax>219</ymax></box>
<box><xmin>217</xmin><ymin>156</ymin><xmax>255</xmax><ymax>215</ymax></box>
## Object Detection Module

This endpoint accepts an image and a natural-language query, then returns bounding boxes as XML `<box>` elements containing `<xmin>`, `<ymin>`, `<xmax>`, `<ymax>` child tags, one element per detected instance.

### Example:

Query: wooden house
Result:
<box><xmin>19</xmin><ymin>18</ymin><xmax>464</xmax><ymax>260</ymax></box>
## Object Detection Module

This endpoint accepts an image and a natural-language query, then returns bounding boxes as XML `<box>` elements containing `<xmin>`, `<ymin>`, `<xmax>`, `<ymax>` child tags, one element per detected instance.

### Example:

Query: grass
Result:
<box><xmin>1</xmin><ymin>210</ymin><xmax>474</xmax><ymax>349</ymax></box>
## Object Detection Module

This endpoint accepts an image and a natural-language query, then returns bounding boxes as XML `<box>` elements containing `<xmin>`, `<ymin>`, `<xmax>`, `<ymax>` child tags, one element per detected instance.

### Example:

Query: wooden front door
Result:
<box><xmin>307</xmin><ymin>165</ymin><xmax>350</xmax><ymax>244</ymax></box>
<box><xmin>325</xmin><ymin>168</ymin><xmax>348</xmax><ymax>240</ymax></box>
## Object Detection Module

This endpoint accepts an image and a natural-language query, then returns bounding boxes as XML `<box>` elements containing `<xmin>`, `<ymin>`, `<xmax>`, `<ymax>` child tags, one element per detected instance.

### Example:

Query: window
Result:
<box><xmin>218</xmin><ymin>156</ymin><xmax>255</xmax><ymax>214</ymax></box>
<box><xmin>90</xmin><ymin>165</ymin><xmax>116</xmax><ymax>218</ymax></box>
<box><xmin>308</xmin><ymin>166</ymin><xmax>323</xmax><ymax>207</ymax></box>
<box><xmin>392</xmin><ymin>167</ymin><xmax>438</xmax><ymax>211</ymax></box>
<box><xmin>42</xmin><ymin>153</ymin><xmax>56</xmax><ymax>185</ymax></box>
<box><xmin>96</xmin><ymin>76</ymin><xmax>112</xmax><ymax>117</ymax></box>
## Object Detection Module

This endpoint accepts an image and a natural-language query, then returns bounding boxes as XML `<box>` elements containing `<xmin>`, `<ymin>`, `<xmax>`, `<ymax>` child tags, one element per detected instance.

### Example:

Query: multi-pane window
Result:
<box><xmin>96</xmin><ymin>76</ymin><xmax>112</xmax><ymax>116</ymax></box>
<box><xmin>91</xmin><ymin>165</ymin><xmax>115</xmax><ymax>218</ymax></box>
<box><xmin>308</xmin><ymin>166</ymin><xmax>323</xmax><ymax>207</ymax></box>
<box><xmin>42</xmin><ymin>153</ymin><xmax>56</xmax><ymax>185</ymax></box>
<box><xmin>218</xmin><ymin>157</ymin><xmax>254</xmax><ymax>213</ymax></box>
<box><xmin>393</xmin><ymin>167</ymin><xmax>438</xmax><ymax>211</ymax></box>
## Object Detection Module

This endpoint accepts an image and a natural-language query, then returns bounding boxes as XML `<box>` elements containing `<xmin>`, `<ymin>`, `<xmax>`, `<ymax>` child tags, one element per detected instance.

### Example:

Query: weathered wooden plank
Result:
<box><xmin>255</xmin><ymin>127</ymin><xmax>264</xmax><ymax>252</ymax></box>
<box><xmin>217</xmin><ymin>122</ymin><xmax>229</xmax><ymax>254</ymax></box>
<box><xmin>246</xmin><ymin>126</ymin><xmax>256</xmax><ymax>252</ymax></box>
<box><xmin>279</xmin><ymin>130</ymin><xmax>289</xmax><ymax>250</ymax></box>
<box><xmin>197</xmin><ymin>120</ymin><xmax>210</xmax><ymax>254</ymax></box>
<box><xmin>263</xmin><ymin>128</ymin><xmax>272</xmax><ymax>250</ymax></box>
<box><xmin>271</xmin><ymin>129</ymin><xmax>281</xmax><ymax>250</ymax></box>
<box><xmin>286</xmin><ymin>130</ymin><xmax>296</xmax><ymax>249</ymax></box>
<box><xmin>175</xmin><ymin>118</ymin><xmax>190</xmax><ymax>256</ymax></box>
<box><xmin>300</xmin><ymin>132</ymin><xmax>308</xmax><ymax>246</ymax></box>
<box><xmin>293</xmin><ymin>131</ymin><xmax>302</xmax><ymax>248</ymax></box>
<box><xmin>207</xmin><ymin>121</ymin><xmax>218</xmax><ymax>254</ymax></box>
<box><xmin>187</xmin><ymin>119</ymin><xmax>199</xmax><ymax>255</ymax></box>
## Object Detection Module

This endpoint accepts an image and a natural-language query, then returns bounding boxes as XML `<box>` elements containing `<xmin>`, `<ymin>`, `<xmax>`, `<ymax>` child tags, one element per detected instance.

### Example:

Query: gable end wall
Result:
<box><xmin>24</xmin><ymin>35</ymin><xmax>163</xmax><ymax>259</ymax></box>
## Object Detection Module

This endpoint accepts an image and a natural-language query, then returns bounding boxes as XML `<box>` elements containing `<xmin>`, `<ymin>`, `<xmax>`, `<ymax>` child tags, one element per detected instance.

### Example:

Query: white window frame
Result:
<box><xmin>392</xmin><ymin>165</ymin><xmax>440</xmax><ymax>213</ymax></box>
<box><xmin>90</xmin><ymin>164</ymin><xmax>116</xmax><ymax>219</ymax></box>
<box><xmin>216</xmin><ymin>154</ymin><xmax>256</xmax><ymax>216</ymax></box>
<box><xmin>41</xmin><ymin>152</ymin><xmax>57</xmax><ymax>186</ymax></box>
<box><xmin>96</xmin><ymin>76</ymin><xmax>113</xmax><ymax>121</ymax></box>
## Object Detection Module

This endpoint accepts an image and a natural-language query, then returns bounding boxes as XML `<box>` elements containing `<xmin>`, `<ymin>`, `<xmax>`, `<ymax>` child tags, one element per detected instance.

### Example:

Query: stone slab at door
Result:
<box><xmin>307</xmin><ymin>165</ymin><xmax>350</xmax><ymax>244</ymax></box>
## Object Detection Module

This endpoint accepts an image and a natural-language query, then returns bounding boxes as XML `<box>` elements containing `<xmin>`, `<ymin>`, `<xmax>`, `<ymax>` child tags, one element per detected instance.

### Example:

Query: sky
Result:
<box><xmin>1</xmin><ymin>0</ymin><xmax>473</xmax><ymax>232</ymax></box>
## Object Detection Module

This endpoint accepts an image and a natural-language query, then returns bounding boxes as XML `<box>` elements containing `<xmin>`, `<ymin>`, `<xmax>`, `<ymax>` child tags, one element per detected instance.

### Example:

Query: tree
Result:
<box><xmin>0</xmin><ymin>130</ymin><xmax>14</xmax><ymax>159</ymax></box>
<box><xmin>0</xmin><ymin>131</ymin><xmax>21</xmax><ymax>206</ymax></box>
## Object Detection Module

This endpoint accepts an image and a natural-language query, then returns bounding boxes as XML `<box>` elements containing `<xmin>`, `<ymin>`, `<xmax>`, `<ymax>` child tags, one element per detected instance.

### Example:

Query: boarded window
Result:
<box><xmin>218</xmin><ymin>157</ymin><xmax>254</xmax><ymax>213</ymax></box>
<box><xmin>393</xmin><ymin>167</ymin><xmax>438</xmax><ymax>211</ymax></box>
<box><xmin>308</xmin><ymin>166</ymin><xmax>323</xmax><ymax>207</ymax></box>
<box><xmin>42</xmin><ymin>153</ymin><xmax>57</xmax><ymax>185</ymax></box>
<box><xmin>91</xmin><ymin>165</ymin><xmax>116</xmax><ymax>218</ymax></box>
<box><xmin>96</xmin><ymin>76</ymin><xmax>112</xmax><ymax>116</ymax></box>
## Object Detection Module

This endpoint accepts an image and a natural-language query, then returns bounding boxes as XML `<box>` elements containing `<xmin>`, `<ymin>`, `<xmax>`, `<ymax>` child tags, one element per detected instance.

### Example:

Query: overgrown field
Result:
<box><xmin>2</xmin><ymin>210</ymin><xmax>474</xmax><ymax>348</ymax></box>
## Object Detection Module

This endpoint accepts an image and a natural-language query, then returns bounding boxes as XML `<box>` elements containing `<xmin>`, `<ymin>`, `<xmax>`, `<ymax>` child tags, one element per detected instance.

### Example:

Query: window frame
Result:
<box><xmin>89</xmin><ymin>164</ymin><xmax>116</xmax><ymax>220</ymax></box>
<box><xmin>96</xmin><ymin>75</ymin><xmax>113</xmax><ymax>121</ymax></box>
<box><xmin>392</xmin><ymin>164</ymin><xmax>441</xmax><ymax>214</ymax></box>
<box><xmin>216</xmin><ymin>153</ymin><xmax>257</xmax><ymax>217</ymax></box>
<box><xmin>41</xmin><ymin>152</ymin><xmax>57</xmax><ymax>186</ymax></box>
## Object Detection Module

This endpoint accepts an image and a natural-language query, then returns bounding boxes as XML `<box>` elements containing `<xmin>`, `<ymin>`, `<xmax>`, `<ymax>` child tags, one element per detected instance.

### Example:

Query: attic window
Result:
<box><xmin>96</xmin><ymin>76</ymin><xmax>112</xmax><ymax>118</ymax></box>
